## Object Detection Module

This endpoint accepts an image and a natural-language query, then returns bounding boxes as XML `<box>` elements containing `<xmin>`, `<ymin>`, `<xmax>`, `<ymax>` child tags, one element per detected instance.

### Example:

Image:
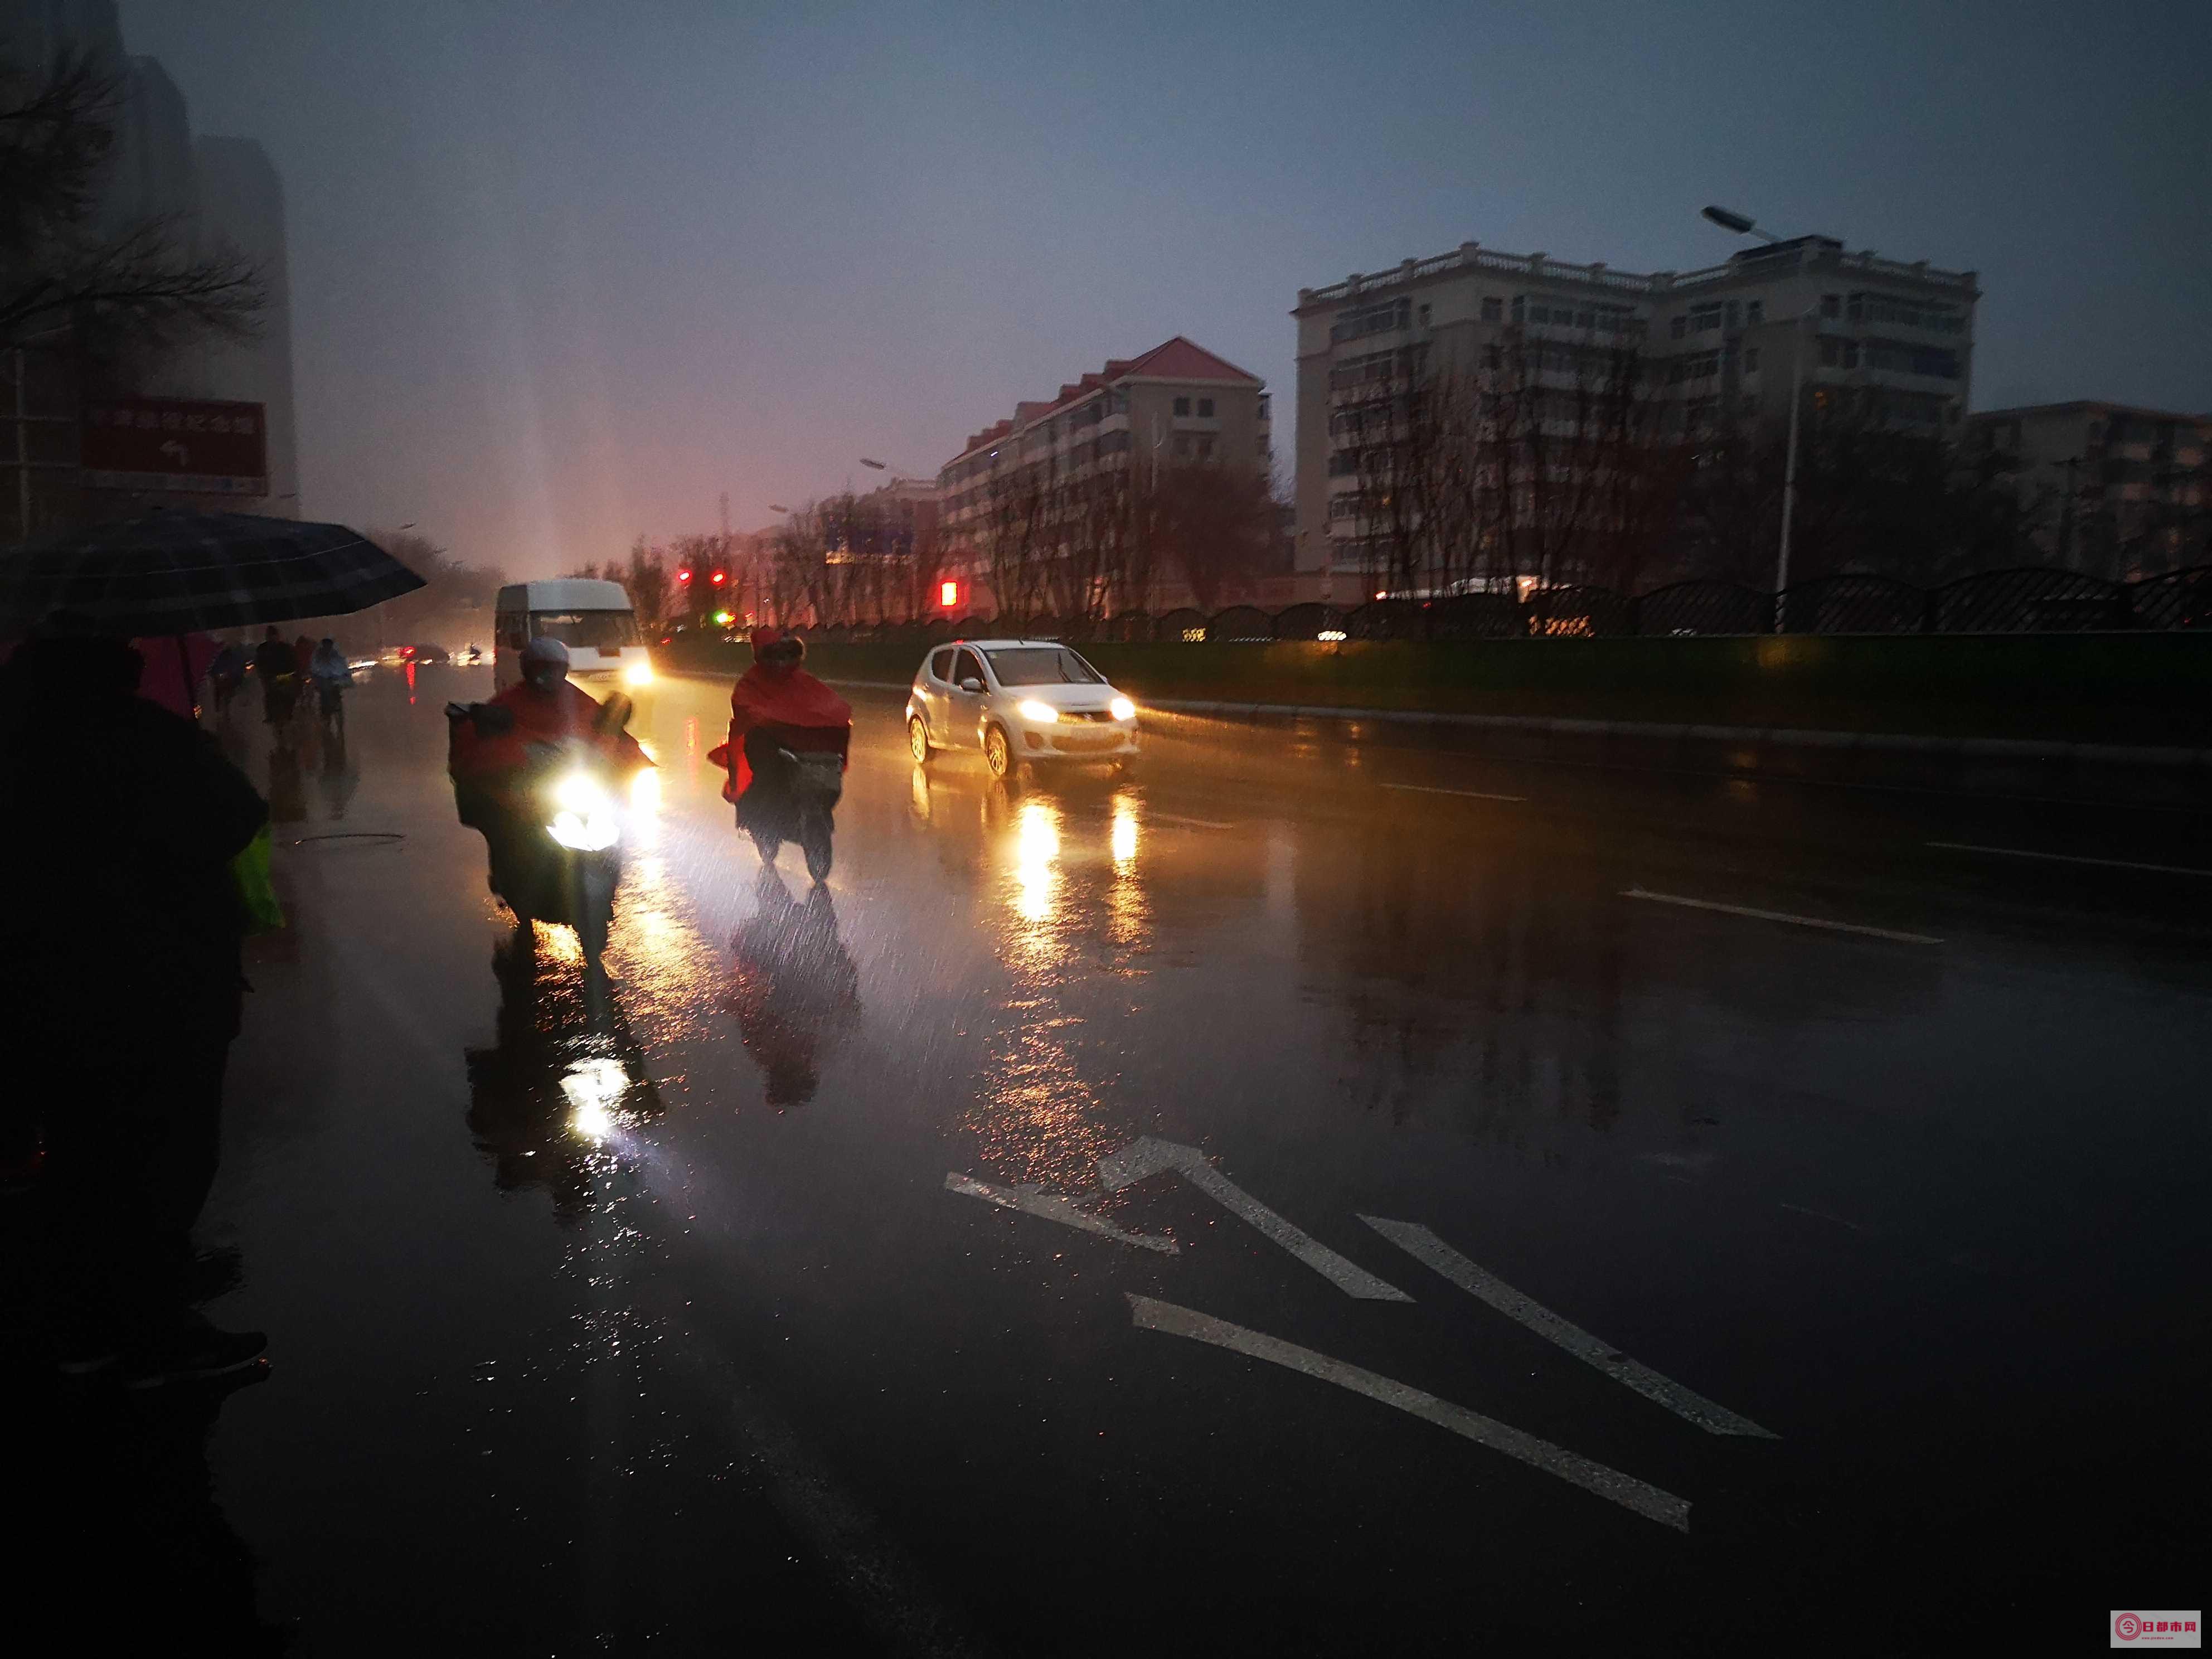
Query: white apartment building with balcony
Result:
<box><xmin>1292</xmin><ymin>236</ymin><xmax>1980</xmax><ymax>593</ymax></box>
<box><xmin>937</xmin><ymin>336</ymin><xmax>1270</xmax><ymax>613</ymax></box>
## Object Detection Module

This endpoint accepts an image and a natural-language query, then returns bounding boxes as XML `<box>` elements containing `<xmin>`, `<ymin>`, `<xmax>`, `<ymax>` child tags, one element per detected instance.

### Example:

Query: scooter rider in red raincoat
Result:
<box><xmin>709</xmin><ymin>627</ymin><xmax>851</xmax><ymax>873</ymax></box>
<box><xmin>449</xmin><ymin>636</ymin><xmax>649</xmax><ymax>920</ymax></box>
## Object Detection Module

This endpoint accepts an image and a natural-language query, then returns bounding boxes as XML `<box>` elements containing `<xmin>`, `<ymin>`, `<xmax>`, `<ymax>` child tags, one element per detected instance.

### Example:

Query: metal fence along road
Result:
<box><xmin>777</xmin><ymin>565</ymin><xmax>2212</xmax><ymax>644</ymax></box>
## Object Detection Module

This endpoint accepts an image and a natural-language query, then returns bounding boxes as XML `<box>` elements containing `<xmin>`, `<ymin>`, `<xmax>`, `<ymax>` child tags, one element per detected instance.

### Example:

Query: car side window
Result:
<box><xmin>953</xmin><ymin>649</ymin><xmax>984</xmax><ymax>688</ymax></box>
<box><xmin>929</xmin><ymin>648</ymin><xmax>955</xmax><ymax>681</ymax></box>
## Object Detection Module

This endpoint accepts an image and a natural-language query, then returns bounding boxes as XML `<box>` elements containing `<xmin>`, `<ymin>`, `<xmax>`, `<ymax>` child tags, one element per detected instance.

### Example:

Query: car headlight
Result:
<box><xmin>623</xmin><ymin>659</ymin><xmax>654</xmax><ymax>687</ymax></box>
<box><xmin>1109</xmin><ymin>696</ymin><xmax>1136</xmax><ymax>722</ymax></box>
<box><xmin>546</xmin><ymin>772</ymin><xmax>622</xmax><ymax>850</ymax></box>
<box><xmin>1016</xmin><ymin>698</ymin><xmax>1060</xmax><ymax>724</ymax></box>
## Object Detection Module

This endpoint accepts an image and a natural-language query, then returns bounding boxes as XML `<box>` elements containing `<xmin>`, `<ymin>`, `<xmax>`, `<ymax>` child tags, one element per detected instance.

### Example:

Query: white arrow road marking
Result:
<box><xmin>1623</xmin><ymin>887</ymin><xmax>1942</xmax><ymax>945</ymax></box>
<box><xmin>1361</xmin><ymin>1218</ymin><xmax>1777</xmax><ymax>1439</ymax></box>
<box><xmin>1098</xmin><ymin>1137</ymin><xmax>1411</xmax><ymax>1302</ymax></box>
<box><xmin>1146</xmin><ymin>812</ymin><xmax>1236</xmax><ymax>830</ymax></box>
<box><xmin>1128</xmin><ymin>1294</ymin><xmax>1690</xmax><ymax>1532</ymax></box>
<box><xmin>943</xmin><ymin>1171</ymin><xmax>1180</xmax><ymax>1254</ymax></box>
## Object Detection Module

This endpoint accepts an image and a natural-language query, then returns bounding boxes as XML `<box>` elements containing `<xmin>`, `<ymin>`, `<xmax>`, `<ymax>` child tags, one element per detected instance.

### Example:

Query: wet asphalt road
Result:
<box><xmin>88</xmin><ymin>666</ymin><xmax>2212</xmax><ymax>1651</ymax></box>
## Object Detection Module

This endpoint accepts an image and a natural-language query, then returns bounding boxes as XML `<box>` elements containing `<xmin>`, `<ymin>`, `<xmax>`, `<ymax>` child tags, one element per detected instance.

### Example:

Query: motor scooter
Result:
<box><xmin>448</xmin><ymin>692</ymin><xmax>639</xmax><ymax>1012</ymax></box>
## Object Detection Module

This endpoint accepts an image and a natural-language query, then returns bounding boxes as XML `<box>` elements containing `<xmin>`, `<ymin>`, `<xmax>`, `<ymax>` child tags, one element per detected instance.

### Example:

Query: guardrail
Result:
<box><xmin>773</xmin><ymin>566</ymin><xmax>2212</xmax><ymax>645</ymax></box>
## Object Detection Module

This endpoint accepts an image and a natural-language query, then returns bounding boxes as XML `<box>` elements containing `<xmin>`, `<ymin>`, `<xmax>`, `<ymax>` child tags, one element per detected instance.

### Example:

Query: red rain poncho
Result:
<box><xmin>448</xmin><ymin>676</ymin><xmax>648</xmax><ymax>807</ymax></box>
<box><xmin>707</xmin><ymin>630</ymin><xmax>851</xmax><ymax>804</ymax></box>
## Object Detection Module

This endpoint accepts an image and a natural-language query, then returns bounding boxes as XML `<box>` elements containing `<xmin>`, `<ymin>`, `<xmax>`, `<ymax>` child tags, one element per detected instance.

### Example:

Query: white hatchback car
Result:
<box><xmin>906</xmin><ymin>639</ymin><xmax>1139</xmax><ymax>778</ymax></box>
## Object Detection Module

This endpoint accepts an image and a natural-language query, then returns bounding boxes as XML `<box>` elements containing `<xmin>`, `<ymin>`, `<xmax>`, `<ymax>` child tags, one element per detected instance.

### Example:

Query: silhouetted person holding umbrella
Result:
<box><xmin>0</xmin><ymin>615</ymin><xmax>271</xmax><ymax>1384</ymax></box>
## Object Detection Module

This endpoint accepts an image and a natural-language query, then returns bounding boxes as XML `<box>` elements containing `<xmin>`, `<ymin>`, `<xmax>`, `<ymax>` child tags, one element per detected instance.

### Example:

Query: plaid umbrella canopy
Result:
<box><xmin>0</xmin><ymin>510</ymin><xmax>425</xmax><ymax>636</ymax></box>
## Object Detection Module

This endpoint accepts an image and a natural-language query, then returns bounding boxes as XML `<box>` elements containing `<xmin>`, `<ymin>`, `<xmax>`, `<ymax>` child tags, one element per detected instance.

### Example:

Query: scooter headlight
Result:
<box><xmin>546</xmin><ymin>772</ymin><xmax>622</xmax><ymax>851</ymax></box>
<box><xmin>1016</xmin><ymin>698</ymin><xmax>1060</xmax><ymax>724</ymax></box>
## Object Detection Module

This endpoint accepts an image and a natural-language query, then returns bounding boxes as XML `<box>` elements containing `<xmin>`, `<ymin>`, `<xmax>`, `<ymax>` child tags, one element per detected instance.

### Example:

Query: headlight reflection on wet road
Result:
<box><xmin>1012</xmin><ymin>798</ymin><xmax>1060</xmax><ymax>924</ymax></box>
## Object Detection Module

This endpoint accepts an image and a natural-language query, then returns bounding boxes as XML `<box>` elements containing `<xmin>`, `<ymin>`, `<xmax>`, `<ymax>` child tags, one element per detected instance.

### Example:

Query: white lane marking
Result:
<box><xmin>1127</xmin><ymin>1294</ymin><xmax>1689</xmax><ymax>1532</ymax></box>
<box><xmin>1381</xmin><ymin>783</ymin><xmax>1527</xmax><ymax>802</ymax></box>
<box><xmin>1098</xmin><ymin>1137</ymin><xmax>1411</xmax><ymax>1302</ymax></box>
<box><xmin>1360</xmin><ymin>1218</ymin><xmax>1777</xmax><ymax>1440</ymax></box>
<box><xmin>943</xmin><ymin>1172</ymin><xmax>1180</xmax><ymax>1255</ymax></box>
<box><xmin>1622</xmin><ymin>887</ymin><xmax>1942</xmax><ymax>945</ymax></box>
<box><xmin>1925</xmin><ymin>841</ymin><xmax>2212</xmax><ymax>879</ymax></box>
<box><xmin>1146</xmin><ymin>812</ymin><xmax>1236</xmax><ymax>830</ymax></box>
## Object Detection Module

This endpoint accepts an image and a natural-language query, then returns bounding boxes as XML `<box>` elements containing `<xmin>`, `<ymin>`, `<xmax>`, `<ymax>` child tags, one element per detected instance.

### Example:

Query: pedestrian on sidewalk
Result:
<box><xmin>208</xmin><ymin>639</ymin><xmax>248</xmax><ymax>714</ymax></box>
<box><xmin>253</xmin><ymin>626</ymin><xmax>298</xmax><ymax>729</ymax></box>
<box><xmin>0</xmin><ymin>615</ymin><xmax>273</xmax><ymax>1386</ymax></box>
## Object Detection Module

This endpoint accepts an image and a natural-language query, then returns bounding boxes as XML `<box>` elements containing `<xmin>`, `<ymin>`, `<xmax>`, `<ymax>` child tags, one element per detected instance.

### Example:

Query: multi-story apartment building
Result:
<box><xmin>1292</xmin><ymin>236</ymin><xmax>1980</xmax><ymax>594</ymax></box>
<box><xmin>1</xmin><ymin>2</ymin><xmax>301</xmax><ymax>540</ymax></box>
<box><xmin>1965</xmin><ymin>402</ymin><xmax>2207</xmax><ymax>579</ymax></box>
<box><xmin>937</xmin><ymin>336</ymin><xmax>1270</xmax><ymax>614</ymax></box>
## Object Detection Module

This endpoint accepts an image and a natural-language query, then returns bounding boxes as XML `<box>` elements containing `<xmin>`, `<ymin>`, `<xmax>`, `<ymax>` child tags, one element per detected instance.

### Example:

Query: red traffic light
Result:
<box><xmin>939</xmin><ymin>579</ymin><xmax>961</xmax><ymax>609</ymax></box>
<box><xmin>676</xmin><ymin>568</ymin><xmax>692</xmax><ymax>583</ymax></box>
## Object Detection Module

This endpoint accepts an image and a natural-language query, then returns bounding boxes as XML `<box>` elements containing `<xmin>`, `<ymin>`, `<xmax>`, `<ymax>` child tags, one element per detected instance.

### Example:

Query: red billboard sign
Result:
<box><xmin>81</xmin><ymin>397</ymin><xmax>269</xmax><ymax>496</ymax></box>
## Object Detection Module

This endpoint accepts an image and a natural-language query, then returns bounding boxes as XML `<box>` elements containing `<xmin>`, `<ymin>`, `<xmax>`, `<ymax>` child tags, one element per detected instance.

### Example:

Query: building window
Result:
<box><xmin>1196</xmin><ymin>436</ymin><xmax>1215</xmax><ymax>460</ymax></box>
<box><xmin>1725</xmin><ymin>300</ymin><xmax>1740</xmax><ymax>329</ymax></box>
<box><xmin>1172</xmin><ymin>432</ymin><xmax>1191</xmax><ymax>458</ymax></box>
<box><xmin>1746</xmin><ymin>299</ymin><xmax>1764</xmax><ymax>325</ymax></box>
<box><xmin>1666</xmin><ymin>350</ymin><xmax>1723</xmax><ymax>385</ymax></box>
<box><xmin>1255</xmin><ymin>393</ymin><xmax>1270</xmax><ymax>422</ymax></box>
<box><xmin>1820</xmin><ymin>293</ymin><xmax>1841</xmax><ymax>319</ymax></box>
<box><xmin>1688</xmin><ymin>302</ymin><xmax>1723</xmax><ymax>333</ymax></box>
<box><xmin>1511</xmin><ymin>295</ymin><xmax>1525</xmax><ymax>324</ymax></box>
<box><xmin>1172</xmin><ymin>396</ymin><xmax>1190</xmax><ymax>417</ymax></box>
<box><xmin>1418</xmin><ymin>303</ymin><xmax>1432</xmax><ymax>327</ymax></box>
<box><xmin>1744</xmin><ymin>346</ymin><xmax>1760</xmax><ymax>374</ymax></box>
<box><xmin>1481</xmin><ymin>297</ymin><xmax>1503</xmax><ymax>323</ymax></box>
<box><xmin>1197</xmin><ymin>397</ymin><xmax>1214</xmax><ymax>418</ymax></box>
<box><xmin>1330</xmin><ymin>295</ymin><xmax>1411</xmax><ymax>343</ymax></box>
<box><xmin>1670</xmin><ymin>315</ymin><xmax>1687</xmax><ymax>341</ymax></box>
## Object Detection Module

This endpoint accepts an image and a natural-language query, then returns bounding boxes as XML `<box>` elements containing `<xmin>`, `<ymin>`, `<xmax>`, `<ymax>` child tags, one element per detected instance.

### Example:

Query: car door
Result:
<box><xmin>948</xmin><ymin>648</ymin><xmax>988</xmax><ymax>745</ymax></box>
<box><xmin>921</xmin><ymin>647</ymin><xmax>957</xmax><ymax>738</ymax></box>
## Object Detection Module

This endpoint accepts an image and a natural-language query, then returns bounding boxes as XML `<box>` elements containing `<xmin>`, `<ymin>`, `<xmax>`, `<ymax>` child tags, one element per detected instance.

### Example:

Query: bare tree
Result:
<box><xmin>371</xmin><ymin>528</ymin><xmax>503</xmax><ymax>643</ymax></box>
<box><xmin>0</xmin><ymin>51</ymin><xmax>263</xmax><ymax>366</ymax></box>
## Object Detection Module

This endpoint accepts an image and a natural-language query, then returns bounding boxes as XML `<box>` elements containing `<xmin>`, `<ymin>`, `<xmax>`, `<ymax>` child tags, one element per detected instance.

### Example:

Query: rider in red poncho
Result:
<box><xmin>449</xmin><ymin>637</ymin><xmax>649</xmax><ymax>916</ymax></box>
<box><xmin>708</xmin><ymin>628</ymin><xmax>851</xmax><ymax>856</ymax></box>
<box><xmin>710</xmin><ymin>628</ymin><xmax>851</xmax><ymax>801</ymax></box>
<box><xmin>449</xmin><ymin>636</ymin><xmax>647</xmax><ymax>806</ymax></box>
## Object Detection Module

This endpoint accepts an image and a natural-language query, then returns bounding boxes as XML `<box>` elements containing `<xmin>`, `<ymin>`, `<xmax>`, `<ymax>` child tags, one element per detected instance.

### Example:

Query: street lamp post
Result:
<box><xmin>1702</xmin><ymin>205</ymin><xmax>1811</xmax><ymax>630</ymax></box>
<box><xmin>1777</xmin><ymin>311</ymin><xmax>1808</xmax><ymax>624</ymax></box>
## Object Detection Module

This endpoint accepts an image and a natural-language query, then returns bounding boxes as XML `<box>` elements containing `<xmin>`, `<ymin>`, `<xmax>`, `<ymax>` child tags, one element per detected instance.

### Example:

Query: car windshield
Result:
<box><xmin>984</xmin><ymin>647</ymin><xmax>1102</xmax><ymax>686</ymax></box>
<box><xmin>531</xmin><ymin>610</ymin><xmax>638</xmax><ymax>649</ymax></box>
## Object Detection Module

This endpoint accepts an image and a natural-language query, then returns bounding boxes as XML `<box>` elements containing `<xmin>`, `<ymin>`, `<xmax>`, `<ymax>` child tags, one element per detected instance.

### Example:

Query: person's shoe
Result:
<box><xmin>122</xmin><ymin>1322</ymin><xmax>268</xmax><ymax>1390</ymax></box>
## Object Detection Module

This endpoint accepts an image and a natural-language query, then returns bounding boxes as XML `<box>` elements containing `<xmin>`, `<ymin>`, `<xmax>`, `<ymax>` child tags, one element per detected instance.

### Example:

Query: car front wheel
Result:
<box><xmin>909</xmin><ymin>715</ymin><xmax>931</xmax><ymax>765</ymax></box>
<box><xmin>983</xmin><ymin>725</ymin><xmax>1011</xmax><ymax>779</ymax></box>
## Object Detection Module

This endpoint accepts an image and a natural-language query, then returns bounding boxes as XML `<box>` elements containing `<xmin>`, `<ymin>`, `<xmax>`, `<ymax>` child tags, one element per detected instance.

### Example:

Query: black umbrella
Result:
<box><xmin>0</xmin><ymin>509</ymin><xmax>425</xmax><ymax>637</ymax></box>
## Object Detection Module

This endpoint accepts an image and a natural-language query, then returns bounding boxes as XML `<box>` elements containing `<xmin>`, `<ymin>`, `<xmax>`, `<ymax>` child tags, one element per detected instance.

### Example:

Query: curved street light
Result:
<box><xmin>1702</xmin><ymin>205</ymin><xmax>1808</xmax><ymax>625</ymax></box>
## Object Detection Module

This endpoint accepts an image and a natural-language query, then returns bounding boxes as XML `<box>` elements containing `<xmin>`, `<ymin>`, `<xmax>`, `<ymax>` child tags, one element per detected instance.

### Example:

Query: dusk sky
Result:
<box><xmin>119</xmin><ymin>0</ymin><xmax>2211</xmax><ymax>581</ymax></box>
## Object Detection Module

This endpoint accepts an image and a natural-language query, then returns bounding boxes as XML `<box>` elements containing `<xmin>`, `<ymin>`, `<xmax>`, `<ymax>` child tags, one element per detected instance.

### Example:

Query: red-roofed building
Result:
<box><xmin>937</xmin><ymin>337</ymin><xmax>1278</xmax><ymax>614</ymax></box>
